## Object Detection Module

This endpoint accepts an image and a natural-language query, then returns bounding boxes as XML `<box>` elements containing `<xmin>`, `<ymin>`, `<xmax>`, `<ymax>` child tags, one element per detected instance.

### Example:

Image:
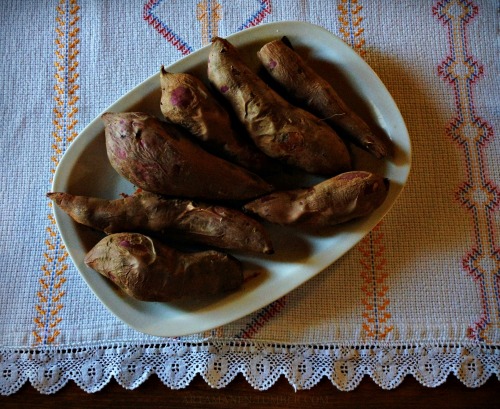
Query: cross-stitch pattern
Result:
<box><xmin>34</xmin><ymin>0</ymin><xmax>80</xmax><ymax>346</ymax></box>
<box><xmin>434</xmin><ymin>0</ymin><xmax>499</xmax><ymax>344</ymax></box>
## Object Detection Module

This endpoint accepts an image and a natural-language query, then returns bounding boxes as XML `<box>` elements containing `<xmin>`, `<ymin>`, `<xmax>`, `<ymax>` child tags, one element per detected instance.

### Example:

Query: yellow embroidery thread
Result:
<box><xmin>359</xmin><ymin>224</ymin><xmax>393</xmax><ymax>340</ymax></box>
<box><xmin>197</xmin><ymin>0</ymin><xmax>222</xmax><ymax>46</ymax></box>
<box><xmin>337</xmin><ymin>0</ymin><xmax>392</xmax><ymax>339</ymax></box>
<box><xmin>33</xmin><ymin>0</ymin><xmax>79</xmax><ymax>345</ymax></box>
<box><xmin>338</xmin><ymin>0</ymin><xmax>366</xmax><ymax>57</ymax></box>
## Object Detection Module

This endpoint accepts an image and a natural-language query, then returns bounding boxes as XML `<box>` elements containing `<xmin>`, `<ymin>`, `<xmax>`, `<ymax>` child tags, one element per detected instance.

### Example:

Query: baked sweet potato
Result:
<box><xmin>48</xmin><ymin>190</ymin><xmax>273</xmax><ymax>254</ymax></box>
<box><xmin>102</xmin><ymin>112</ymin><xmax>273</xmax><ymax>201</ymax></box>
<box><xmin>243</xmin><ymin>171</ymin><xmax>389</xmax><ymax>227</ymax></box>
<box><xmin>257</xmin><ymin>38</ymin><xmax>391</xmax><ymax>159</ymax></box>
<box><xmin>160</xmin><ymin>68</ymin><xmax>276</xmax><ymax>174</ymax></box>
<box><xmin>85</xmin><ymin>232</ymin><xmax>243</xmax><ymax>302</ymax></box>
<box><xmin>207</xmin><ymin>37</ymin><xmax>351</xmax><ymax>175</ymax></box>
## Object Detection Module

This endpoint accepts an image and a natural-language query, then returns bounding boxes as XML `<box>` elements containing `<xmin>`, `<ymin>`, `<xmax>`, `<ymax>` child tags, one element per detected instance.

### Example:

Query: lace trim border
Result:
<box><xmin>1</xmin><ymin>341</ymin><xmax>498</xmax><ymax>395</ymax></box>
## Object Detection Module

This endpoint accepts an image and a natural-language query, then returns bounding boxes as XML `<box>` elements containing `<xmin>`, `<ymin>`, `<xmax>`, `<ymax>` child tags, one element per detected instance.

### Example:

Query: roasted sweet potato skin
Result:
<box><xmin>207</xmin><ymin>37</ymin><xmax>351</xmax><ymax>175</ymax></box>
<box><xmin>160</xmin><ymin>69</ymin><xmax>276</xmax><ymax>174</ymax></box>
<box><xmin>48</xmin><ymin>191</ymin><xmax>273</xmax><ymax>254</ymax></box>
<box><xmin>257</xmin><ymin>39</ymin><xmax>391</xmax><ymax>159</ymax></box>
<box><xmin>243</xmin><ymin>171</ymin><xmax>389</xmax><ymax>227</ymax></box>
<box><xmin>84</xmin><ymin>232</ymin><xmax>243</xmax><ymax>302</ymax></box>
<box><xmin>102</xmin><ymin>112</ymin><xmax>273</xmax><ymax>201</ymax></box>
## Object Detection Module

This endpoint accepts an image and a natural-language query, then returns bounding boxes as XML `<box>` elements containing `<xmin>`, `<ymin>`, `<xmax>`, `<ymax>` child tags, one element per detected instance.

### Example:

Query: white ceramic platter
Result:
<box><xmin>52</xmin><ymin>21</ymin><xmax>411</xmax><ymax>337</ymax></box>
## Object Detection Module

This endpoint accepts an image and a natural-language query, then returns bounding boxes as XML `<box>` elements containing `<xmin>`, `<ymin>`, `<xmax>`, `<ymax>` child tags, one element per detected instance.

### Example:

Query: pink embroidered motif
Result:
<box><xmin>235</xmin><ymin>297</ymin><xmax>287</xmax><ymax>339</ymax></box>
<box><xmin>143</xmin><ymin>0</ymin><xmax>194</xmax><ymax>55</ymax></box>
<box><xmin>197</xmin><ymin>0</ymin><xmax>222</xmax><ymax>46</ymax></box>
<box><xmin>238</xmin><ymin>0</ymin><xmax>272</xmax><ymax>31</ymax></box>
<box><xmin>434</xmin><ymin>0</ymin><xmax>500</xmax><ymax>343</ymax></box>
<box><xmin>143</xmin><ymin>0</ymin><xmax>272</xmax><ymax>56</ymax></box>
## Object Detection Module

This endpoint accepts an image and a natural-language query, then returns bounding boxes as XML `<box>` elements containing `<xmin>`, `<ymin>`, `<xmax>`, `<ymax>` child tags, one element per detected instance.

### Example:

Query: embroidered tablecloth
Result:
<box><xmin>1</xmin><ymin>0</ymin><xmax>499</xmax><ymax>394</ymax></box>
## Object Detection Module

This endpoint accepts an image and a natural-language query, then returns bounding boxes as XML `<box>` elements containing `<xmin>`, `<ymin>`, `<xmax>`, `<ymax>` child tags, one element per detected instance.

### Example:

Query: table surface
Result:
<box><xmin>2</xmin><ymin>375</ymin><xmax>498</xmax><ymax>408</ymax></box>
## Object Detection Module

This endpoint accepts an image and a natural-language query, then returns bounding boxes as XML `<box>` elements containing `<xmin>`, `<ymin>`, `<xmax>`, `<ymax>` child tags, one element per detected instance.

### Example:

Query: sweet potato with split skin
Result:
<box><xmin>47</xmin><ymin>190</ymin><xmax>273</xmax><ymax>254</ymax></box>
<box><xmin>160</xmin><ymin>68</ymin><xmax>276</xmax><ymax>174</ymax></box>
<box><xmin>243</xmin><ymin>171</ymin><xmax>389</xmax><ymax>227</ymax></box>
<box><xmin>257</xmin><ymin>38</ymin><xmax>392</xmax><ymax>159</ymax></box>
<box><xmin>207</xmin><ymin>37</ymin><xmax>351</xmax><ymax>176</ymax></box>
<box><xmin>85</xmin><ymin>232</ymin><xmax>243</xmax><ymax>302</ymax></box>
<box><xmin>102</xmin><ymin>112</ymin><xmax>273</xmax><ymax>201</ymax></box>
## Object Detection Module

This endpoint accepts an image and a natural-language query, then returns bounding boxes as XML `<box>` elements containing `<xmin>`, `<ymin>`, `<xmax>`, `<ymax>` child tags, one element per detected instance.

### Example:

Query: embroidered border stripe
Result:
<box><xmin>433</xmin><ymin>0</ymin><xmax>500</xmax><ymax>343</ymax></box>
<box><xmin>197</xmin><ymin>0</ymin><xmax>222</xmax><ymax>46</ymax></box>
<box><xmin>33</xmin><ymin>0</ymin><xmax>80</xmax><ymax>346</ymax></box>
<box><xmin>337</xmin><ymin>0</ymin><xmax>393</xmax><ymax>340</ymax></box>
<box><xmin>359</xmin><ymin>224</ymin><xmax>392</xmax><ymax>340</ymax></box>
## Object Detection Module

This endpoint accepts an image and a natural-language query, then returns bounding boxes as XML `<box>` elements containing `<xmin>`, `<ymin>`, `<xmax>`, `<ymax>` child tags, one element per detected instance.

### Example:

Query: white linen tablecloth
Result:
<box><xmin>0</xmin><ymin>0</ymin><xmax>498</xmax><ymax>394</ymax></box>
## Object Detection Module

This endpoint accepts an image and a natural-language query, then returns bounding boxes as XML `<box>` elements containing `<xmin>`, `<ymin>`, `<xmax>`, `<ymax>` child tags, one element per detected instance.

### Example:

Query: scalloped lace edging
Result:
<box><xmin>0</xmin><ymin>342</ymin><xmax>498</xmax><ymax>394</ymax></box>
